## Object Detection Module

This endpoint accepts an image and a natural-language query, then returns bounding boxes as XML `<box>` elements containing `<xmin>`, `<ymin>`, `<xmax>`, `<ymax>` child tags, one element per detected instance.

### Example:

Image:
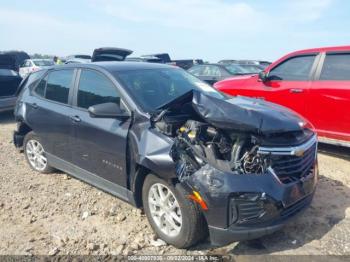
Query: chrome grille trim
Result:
<box><xmin>258</xmin><ymin>135</ymin><xmax>317</xmax><ymax>156</ymax></box>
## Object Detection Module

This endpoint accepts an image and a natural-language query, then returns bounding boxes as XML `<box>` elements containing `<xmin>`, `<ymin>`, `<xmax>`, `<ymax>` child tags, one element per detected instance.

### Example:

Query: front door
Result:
<box><xmin>71</xmin><ymin>69</ymin><xmax>131</xmax><ymax>187</ymax></box>
<box><xmin>261</xmin><ymin>54</ymin><xmax>318</xmax><ymax>122</ymax></box>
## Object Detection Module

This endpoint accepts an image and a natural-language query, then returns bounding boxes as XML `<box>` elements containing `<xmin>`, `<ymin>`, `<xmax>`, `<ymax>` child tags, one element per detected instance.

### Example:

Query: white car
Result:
<box><xmin>19</xmin><ymin>59</ymin><xmax>54</xmax><ymax>77</ymax></box>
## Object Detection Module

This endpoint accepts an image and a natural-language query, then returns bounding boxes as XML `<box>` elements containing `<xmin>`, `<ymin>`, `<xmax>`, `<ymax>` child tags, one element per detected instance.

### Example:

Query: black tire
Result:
<box><xmin>23</xmin><ymin>131</ymin><xmax>54</xmax><ymax>174</ymax></box>
<box><xmin>142</xmin><ymin>174</ymin><xmax>208</xmax><ymax>248</ymax></box>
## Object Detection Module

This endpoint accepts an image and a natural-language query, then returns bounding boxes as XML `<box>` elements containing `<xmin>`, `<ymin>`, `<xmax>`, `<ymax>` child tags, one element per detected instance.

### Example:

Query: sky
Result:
<box><xmin>0</xmin><ymin>0</ymin><xmax>349</xmax><ymax>62</ymax></box>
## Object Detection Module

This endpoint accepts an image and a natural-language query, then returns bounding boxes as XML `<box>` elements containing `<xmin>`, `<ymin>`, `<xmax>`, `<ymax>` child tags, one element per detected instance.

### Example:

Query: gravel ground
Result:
<box><xmin>0</xmin><ymin>111</ymin><xmax>350</xmax><ymax>256</ymax></box>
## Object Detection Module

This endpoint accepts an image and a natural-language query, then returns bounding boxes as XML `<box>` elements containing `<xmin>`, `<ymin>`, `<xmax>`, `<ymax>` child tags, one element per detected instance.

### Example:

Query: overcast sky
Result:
<box><xmin>0</xmin><ymin>0</ymin><xmax>349</xmax><ymax>62</ymax></box>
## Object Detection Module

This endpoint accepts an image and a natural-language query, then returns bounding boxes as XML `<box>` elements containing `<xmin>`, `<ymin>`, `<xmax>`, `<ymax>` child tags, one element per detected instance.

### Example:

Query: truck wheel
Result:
<box><xmin>23</xmin><ymin>131</ymin><xmax>54</xmax><ymax>174</ymax></box>
<box><xmin>142</xmin><ymin>174</ymin><xmax>208</xmax><ymax>248</ymax></box>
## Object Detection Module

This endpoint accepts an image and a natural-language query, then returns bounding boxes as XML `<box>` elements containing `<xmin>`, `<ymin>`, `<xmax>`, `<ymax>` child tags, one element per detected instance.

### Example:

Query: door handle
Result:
<box><xmin>290</xmin><ymin>88</ymin><xmax>303</xmax><ymax>93</ymax></box>
<box><xmin>30</xmin><ymin>103</ymin><xmax>38</xmax><ymax>109</ymax></box>
<box><xmin>70</xmin><ymin>115</ymin><xmax>81</xmax><ymax>122</ymax></box>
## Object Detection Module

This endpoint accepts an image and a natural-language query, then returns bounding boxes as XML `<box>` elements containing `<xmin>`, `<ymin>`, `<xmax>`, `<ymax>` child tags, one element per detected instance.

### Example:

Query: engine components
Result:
<box><xmin>162</xmin><ymin>119</ymin><xmax>269</xmax><ymax>180</ymax></box>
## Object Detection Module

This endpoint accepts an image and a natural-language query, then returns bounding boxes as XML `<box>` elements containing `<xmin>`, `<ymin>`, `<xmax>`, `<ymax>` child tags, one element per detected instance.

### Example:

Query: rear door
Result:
<box><xmin>260</xmin><ymin>54</ymin><xmax>319</xmax><ymax>120</ymax></box>
<box><xmin>70</xmin><ymin>69</ymin><xmax>131</xmax><ymax>187</ymax></box>
<box><xmin>27</xmin><ymin>68</ymin><xmax>76</xmax><ymax>162</ymax></box>
<box><xmin>309</xmin><ymin>52</ymin><xmax>350</xmax><ymax>142</ymax></box>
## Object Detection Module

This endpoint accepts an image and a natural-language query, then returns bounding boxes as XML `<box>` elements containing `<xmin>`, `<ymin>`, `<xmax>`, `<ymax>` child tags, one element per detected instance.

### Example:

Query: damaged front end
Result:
<box><xmin>152</xmin><ymin>90</ymin><xmax>318</xmax><ymax>245</ymax></box>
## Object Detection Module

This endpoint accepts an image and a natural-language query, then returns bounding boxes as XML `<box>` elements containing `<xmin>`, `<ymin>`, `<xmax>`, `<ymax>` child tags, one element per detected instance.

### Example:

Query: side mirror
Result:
<box><xmin>88</xmin><ymin>102</ymin><xmax>130</xmax><ymax>120</ymax></box>
<box><xmin>258</xmin><ymin>71</ymin><xmax>268</xmax><ymax>82</ymax></box>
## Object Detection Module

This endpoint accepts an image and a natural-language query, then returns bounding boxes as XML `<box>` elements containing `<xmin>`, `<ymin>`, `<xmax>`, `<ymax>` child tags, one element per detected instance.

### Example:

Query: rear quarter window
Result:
<box><xmin>45</xmin><ymin>69</ymin><xmax>74</xmax><ymax>104</ymax></box>
<box><xmin>34</xmin><ymin>75</ymin><xmax>48</xmax><ymax>97</ymax></box>
<box><xmin>17</xmin><ymin>70</ymin><xmax>47</xmax><ymax>97</ymax></box>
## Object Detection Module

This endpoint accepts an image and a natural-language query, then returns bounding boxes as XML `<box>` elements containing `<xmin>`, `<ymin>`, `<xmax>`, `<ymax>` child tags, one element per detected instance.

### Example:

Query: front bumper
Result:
<box><xmin>208</xmin><ymin>193</ymin><xmax>314</xmax><ymax>246</ymax></box>
<box><xmin>187</xmin><ymin>160</ymin><xmax>318</xmax><ymax>246</ymax></box>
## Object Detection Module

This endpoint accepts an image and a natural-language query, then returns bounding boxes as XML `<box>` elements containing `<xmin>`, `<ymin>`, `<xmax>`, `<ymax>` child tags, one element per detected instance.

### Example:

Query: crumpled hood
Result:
<box><xmin>158</xmin><ymin>90</ymin><xmax>304</xmax><ymax>135</ymax></box>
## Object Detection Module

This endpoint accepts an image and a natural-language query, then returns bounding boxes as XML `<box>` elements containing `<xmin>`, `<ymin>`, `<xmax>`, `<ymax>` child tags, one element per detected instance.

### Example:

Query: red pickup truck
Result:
<box><xmin>214</xmin><ymin>46</ymin><xmax>350</xmax><ymax>146</ymax></box>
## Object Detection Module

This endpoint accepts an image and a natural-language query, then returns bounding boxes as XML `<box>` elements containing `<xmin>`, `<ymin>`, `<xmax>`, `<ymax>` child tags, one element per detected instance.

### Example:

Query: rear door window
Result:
<box><xmin>320</xmin><ymin>53</ymin><xmax>350</xmax><ymax>80</ymax></box>
<box><xmin>269</xmin><ymin>55</ymin><xmax>316</xmax><ymax>81</ymax></box>
<box><xmin>34</xmin><ymin>75</ymin><xmax>48</xmax><ymax>97</ymax></box>
<box><xmin>77</xmin><ymin>69</ymin><xmax>120</xmax><ymax>109</ymax></box>
<box><xmin>45</xmin><ymin>69</ymin><xmax>74</xmax><ymax>104</ymax></box>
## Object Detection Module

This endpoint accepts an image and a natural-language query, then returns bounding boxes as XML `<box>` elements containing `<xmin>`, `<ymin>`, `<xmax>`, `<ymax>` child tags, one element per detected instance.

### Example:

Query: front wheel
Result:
<box><xmin>142</xmin><ymin>174</ymin><xmax>208</xmax><ymax>248</ymax></box>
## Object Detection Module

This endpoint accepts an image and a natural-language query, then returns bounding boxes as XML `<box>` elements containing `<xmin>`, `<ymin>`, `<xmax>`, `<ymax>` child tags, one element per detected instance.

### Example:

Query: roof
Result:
<box><xmin>266</xmin><ymin>45</ymin><xmax>350</xmax><ymax>71</ymax></box>
<box><xmin>287</xmin><ymin>45</ymin><xmax>350</xmax><ymax>55</ymax></box>
<box><xmin>55</xmin><ymin>61</ymin><xmax>176</xmax><ymax>72</ymax></box>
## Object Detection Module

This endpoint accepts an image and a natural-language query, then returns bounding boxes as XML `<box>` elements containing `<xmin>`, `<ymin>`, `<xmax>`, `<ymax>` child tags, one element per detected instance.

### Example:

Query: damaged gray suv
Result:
<box><xmin>13</xmin><ymin>62</ymin><xmax>318</xmax><ymax>248</ymax></box>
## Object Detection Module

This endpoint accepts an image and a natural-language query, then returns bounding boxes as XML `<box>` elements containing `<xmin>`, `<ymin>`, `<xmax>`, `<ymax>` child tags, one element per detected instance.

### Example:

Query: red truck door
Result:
<box><xmin>309</xmin><ymin>52</ymin><xmax>350</xmax><ymax>142</ymax></box>
<box><xmin>261</xmin><ymin>54</ymin><xmax>318</xmax><ymax>121</ymax></box>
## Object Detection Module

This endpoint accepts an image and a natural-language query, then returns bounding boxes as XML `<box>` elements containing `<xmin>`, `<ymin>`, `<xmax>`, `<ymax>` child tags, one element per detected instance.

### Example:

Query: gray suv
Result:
<box><xmin>13</xmin><ymin>62</ymin><xmax>318</xmax><ymax>248</ymax></box>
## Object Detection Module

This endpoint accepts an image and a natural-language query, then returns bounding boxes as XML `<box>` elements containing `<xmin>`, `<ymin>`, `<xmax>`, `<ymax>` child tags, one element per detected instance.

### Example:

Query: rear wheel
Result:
<box><xmin>24</xmin><ymin>132</ymin><xmax>54</xmax><ymax>173</ymax></box>
<box><xmin>142</xmin><ymin>174</ymin><xmax>207</xmax><ymax>248</ymax></box>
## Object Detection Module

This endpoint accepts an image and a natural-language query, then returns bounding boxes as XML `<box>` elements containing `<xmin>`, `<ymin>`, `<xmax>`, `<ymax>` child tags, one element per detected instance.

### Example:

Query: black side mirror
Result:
<box><xmin>88</xmin><ymin>102</ymin><xmax>130</xmax><ymax>120</ymax></box>
<box><xmin>258</xmin><ymin>71</ymin><xmax>268</xmax><ymax>82</ymax></box>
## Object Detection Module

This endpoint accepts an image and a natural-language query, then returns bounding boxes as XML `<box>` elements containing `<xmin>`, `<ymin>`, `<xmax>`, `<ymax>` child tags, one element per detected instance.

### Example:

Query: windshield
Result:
<box><xmin>116</xmin><ymin>68</ymin><xmax>226</xmax><ymax>112</ymax></box>
<box><xmin>223</xmin><ymin>64</ymin><xmax>250</xmax><ymax>75</ymax></box>
<box><xmin>33</xmin><ymin>60</ymin><xmax>54</xmax><ymax>67</ymax></box>
<box><xmin>238</xmin><ymin>64</ymin><xmax>263</xmax><ymax>74</ymax></box>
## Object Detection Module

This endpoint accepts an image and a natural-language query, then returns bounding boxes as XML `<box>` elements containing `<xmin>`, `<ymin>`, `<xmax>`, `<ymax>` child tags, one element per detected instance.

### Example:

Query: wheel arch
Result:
<box><xmin>131</xmin><ymin>164</ymin><xmax>180</xmax><ymax>208</ymax></box>
<box><xmin>14</xmin><ymin>121</ymin><xmax>32</xmax><ymax>148</ymax></box>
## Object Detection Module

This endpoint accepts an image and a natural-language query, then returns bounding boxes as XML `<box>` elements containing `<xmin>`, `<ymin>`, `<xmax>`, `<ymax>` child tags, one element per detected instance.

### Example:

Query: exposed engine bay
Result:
<box><xmin>155</xmin><ymin>115</ymin><xmax>269</xmax><ymax>180</ymax></box>
<box><xmin>152</xmin><ymin>90</ymin><xmax>315</xmax><ymax>182</ymax></box>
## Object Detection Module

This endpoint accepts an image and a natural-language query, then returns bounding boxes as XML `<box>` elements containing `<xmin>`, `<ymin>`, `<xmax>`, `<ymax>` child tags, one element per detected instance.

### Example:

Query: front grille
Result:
<box><xmin>270</xmin><ymin>143</ymin><xmax>316</xmax><ymax>183</ymax></box>
<box><xmin>258</xmin><ymin>135</ymin><xmax>317</xmax><ymax>184</ymax></box>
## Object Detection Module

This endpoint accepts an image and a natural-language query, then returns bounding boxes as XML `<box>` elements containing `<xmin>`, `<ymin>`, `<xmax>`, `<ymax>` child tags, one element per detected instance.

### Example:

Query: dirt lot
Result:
<box><xmin>0</xmin><ymin>111</ymin><xmax>350</xmax><ymax>256</ymax></box>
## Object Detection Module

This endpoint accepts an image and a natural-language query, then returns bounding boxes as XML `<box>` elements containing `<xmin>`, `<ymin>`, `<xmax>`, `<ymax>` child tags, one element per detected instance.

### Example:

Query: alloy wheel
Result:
<box><xmin>148</xmin><ymin>183</ymin><xmax>182</xmax><ymax>237</ymax></box>
<box><xmin>26</xmin><ymin>139</ymin><xmax>47</xmax><ymax>171</ymax></box>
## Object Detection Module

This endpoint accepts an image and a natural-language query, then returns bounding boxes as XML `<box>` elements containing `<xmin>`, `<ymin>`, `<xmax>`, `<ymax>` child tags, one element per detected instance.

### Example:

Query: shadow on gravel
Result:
<box><xmin>318</xmin><ymin>143</ymin><xmax>350</xmax><ymax>161</ymax></box>
<box><xmin>0</xmin><ymin>111</ymin><xmax>15</xmax><ymax>125</ymax></box>
<box><xmin>226</xmin><ymin>174</ymin><xmax>350</xmax><ymax>255</ymax></box>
